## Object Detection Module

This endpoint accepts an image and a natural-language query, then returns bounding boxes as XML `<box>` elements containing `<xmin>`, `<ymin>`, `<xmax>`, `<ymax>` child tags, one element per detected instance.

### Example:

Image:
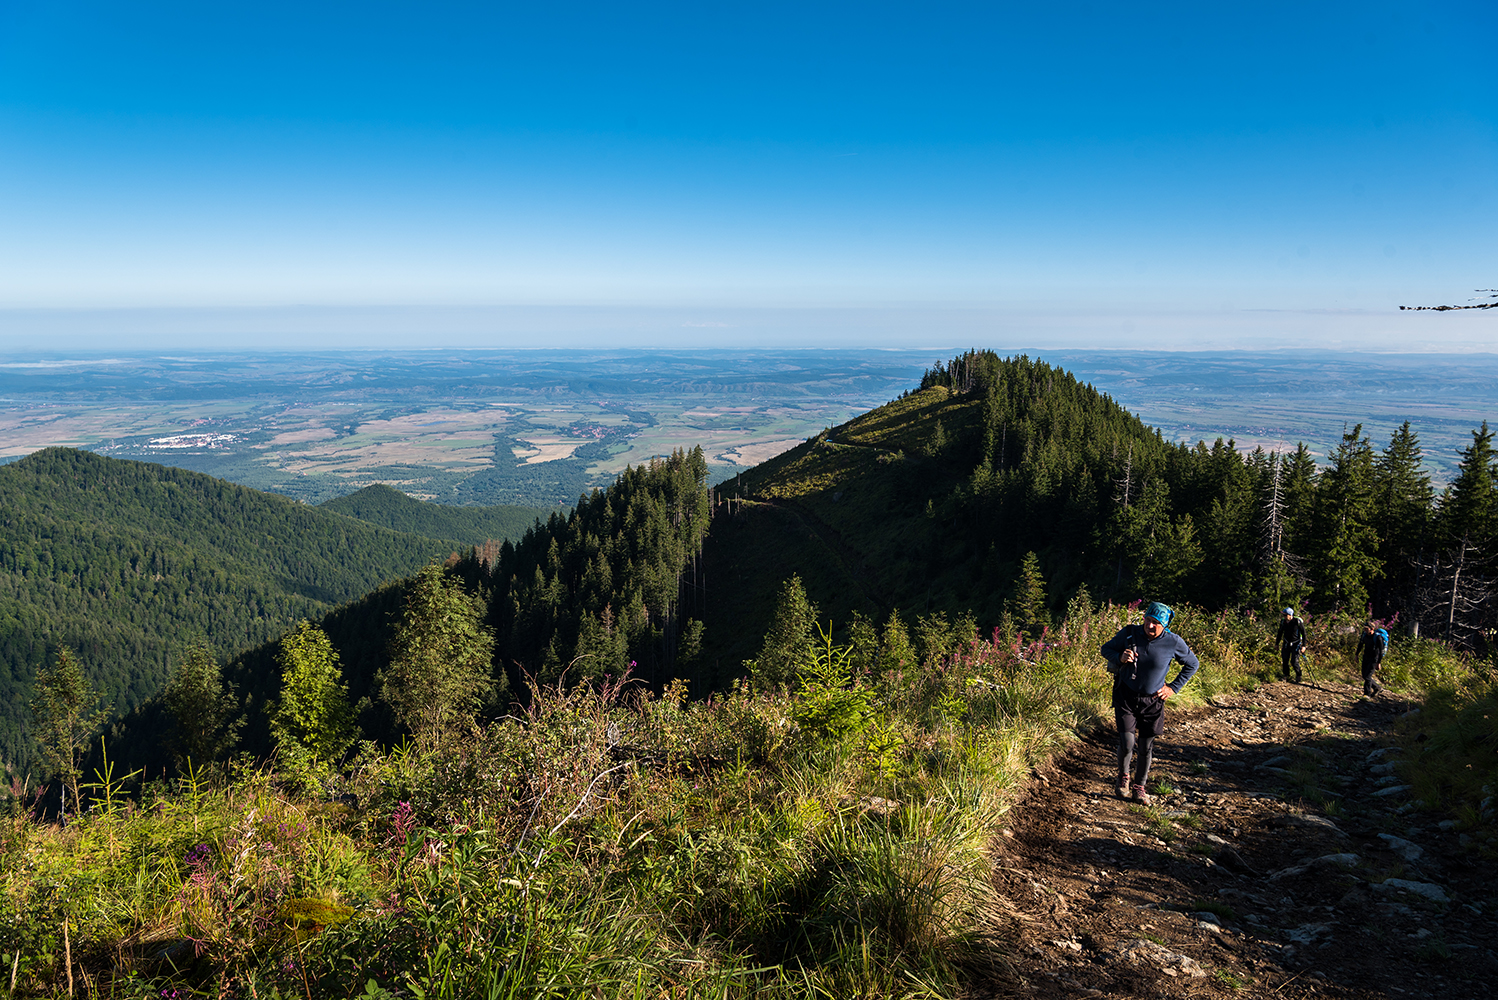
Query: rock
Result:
<box><xmin>1260</xmin><ymin>755</ymin><xmax>1293</xmax><ymax>768</ymax></box>
<box><xmin>1259</xmin><ymin>766</ymin><xmax>1292</xmax><ymax>777</ymax></box>
<box><xmin>1370</xmin><ymin>762</ymin><xmax>1399</xmax><ymax>776</ymax></box>
<box><xmin>1438</xmin><ymin>820</ymin><xmax>1458</xmax><ymax>831</ymax></box>
<box><xmin>1283</xmin><ymin>922</ymin><xmax>1335</xmax><ymax>945</ymax></box>
<box><xmin>1366</xmin><ymin>747</ymin><xmax>1399</xmax><ymax>762</ymax></box>
<box><xmin>1374</xmin><ymin>774</ymin><xmax>1404</xmax><ymax>787</ymax></box>
<box><xmin>1311</xmin><ymin>853</ymin><xmax>1360</xmax><ymax>869</ymax></box>
<box><xmin>1191</xmin><ymin>911</ymin><xmax>1222</xmax><ymax>925</ymax></box>
<box><xmin>856</xmin><ymin>796</ymin><xmax>900</xmax><ymax>815</ymax></box>
<box><xmin>1371</xmin><ymin>784</ymin><xmax>1412</xmax><ymax>798</ymax></box>
<box><xmin>1372</xmin><ymin>879</ymin><xmax>1450</xmax><ymax>903</ymax></box>
<box><xmin>1280</xmin><ymin>813</ymin><xmax>1348</xmax><ymax>838</ymax></box>
<box><xmin>1377</xmin><ymin>834</ymin><xmax>1423</xmax><ymax>861</ymax></box>
<box><xmin>1112</xmin><ymin>938</ymin><xmax>1207</xmax><ymax>978</ymax></box>
<box><xmin>1205</xmin><ymin>833</ymin><xmax>1230</xmax><ymax>845</ymax></box>
<box><xmin>1049</xmin><ymin>939</ymin><xmax>1083</xmax><ymax>952</ymax></box>
<box><xmin>1269</xmin><ymin>863</ymin><xmax>1310</xmax><ymax>880</ymax></box>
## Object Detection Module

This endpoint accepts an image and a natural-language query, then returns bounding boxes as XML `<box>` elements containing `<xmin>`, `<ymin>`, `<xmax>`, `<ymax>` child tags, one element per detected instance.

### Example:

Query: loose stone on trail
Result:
<box><xmin>981</xmin><ymin>677</ymin><xmax>1496</xmax><ymax>999</ymax></box>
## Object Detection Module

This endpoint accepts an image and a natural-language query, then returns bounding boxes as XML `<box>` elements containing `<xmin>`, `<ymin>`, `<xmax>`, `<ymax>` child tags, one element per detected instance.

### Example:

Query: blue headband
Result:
<box><xmin>1144</xmin><ymin>602</ymin><xmax>1173</xmax><ymax>631</ymax></box>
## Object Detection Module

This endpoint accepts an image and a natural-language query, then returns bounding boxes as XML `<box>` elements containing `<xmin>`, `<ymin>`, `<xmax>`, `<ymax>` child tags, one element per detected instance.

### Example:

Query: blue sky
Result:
<box><xmin>1</xmin><ymin>1</ymin><xmax>1494</xmax><ymax>350</ymax></box>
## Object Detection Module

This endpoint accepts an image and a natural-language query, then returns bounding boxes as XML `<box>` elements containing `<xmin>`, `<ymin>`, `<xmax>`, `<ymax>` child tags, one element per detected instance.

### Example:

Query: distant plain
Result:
<box><xmin>1</xmin><ymin>347</ymin><xmax>1494</xmax><ymax>506</ymax></box>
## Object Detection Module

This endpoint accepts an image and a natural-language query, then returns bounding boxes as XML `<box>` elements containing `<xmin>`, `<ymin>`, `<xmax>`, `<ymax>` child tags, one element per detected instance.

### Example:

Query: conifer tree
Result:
<box><xmin>1419</xmin><ymin>422</ymin><xmax>1498</xmax><ymax>645</ymax></box>
<box><xmin>1279</xmin><ymin>443</ymin><xmax>1320</xmax><ymax>558</ymax></box>
<box><xmin>1114</xmin><ymin>479</ymin><xmax>1201</xmax><ymax>602</ymax></box>
<box><xmin>747</xmin><ymin>575</ymin><xmax>819</xmax><ymax>690</ymax></box>
<box><xmin>1442</xmin><ymin>422</ymin><xmax>1497</xmax><ymax>560</ymax></box>
<box><xmin>1310</xmin><ymin>425</ymin><xmax>1382</xmax><ymax>612</ymax></box>
<box><xmin>1009</xmin><ymin>551</ymin><xmax>1051</xmax><ymax>639</ymax></box>
<box><xmin>879</xmin><ymin>609</ymin><xmax>918</xmax><ymax>674</ymax></box>
<box><xmin>1372</xmin><ymin>422</ymin><xmax>1433</xmax><ymax>616</ymax></box>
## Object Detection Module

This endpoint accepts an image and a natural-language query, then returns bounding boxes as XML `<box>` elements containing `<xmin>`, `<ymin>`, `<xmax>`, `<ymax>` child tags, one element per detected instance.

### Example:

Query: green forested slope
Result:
<box><xmin>93</xmin><ymin>448</ymin><xmax>716</xmax><ymax>774</ymax></box>
<box><xmin>319</xmin><ymin>484</ymin><xmax>548</xmax><ymax>547</ymax></box>
<box><xmin>695</xmin><ymin>351</ymin><xmax>1497</xmax><ymax>679</ymax></box>
<box><xmin>0</xmin><ymin>449</ymin><xmax>456</xmax><ymax>767</ymax></box>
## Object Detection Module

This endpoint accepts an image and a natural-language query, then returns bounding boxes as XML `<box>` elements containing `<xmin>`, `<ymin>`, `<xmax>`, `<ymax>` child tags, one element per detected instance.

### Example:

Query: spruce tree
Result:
<box><xmin>747</xmin><ymin>575</ymin><xmax>819</xmax><ymax>691</ymax></box>
<box><xmin>1312</xmin><ymin>425</ymin><xmax>1382</xmax><ymax>612</ymax></box>
<box><xmin>1442</xmin><ymin>422</ymin><xmax>1497</xmax><ymax>560</ymax></box>
<box><xmin>1009</xmin><ymin>551</ymin><xmax>1051</xmax><ymax>639</ymax></box>
<box><xmin>1372</xmin><ymin>422</ymin><xmax>1433</xmax><ymax>617</ymax></box>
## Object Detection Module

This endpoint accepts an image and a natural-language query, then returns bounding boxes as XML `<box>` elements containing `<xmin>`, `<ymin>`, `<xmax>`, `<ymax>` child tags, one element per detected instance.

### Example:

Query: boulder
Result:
<box><xmin>1372</xmin><ymin>879</ymin><xmax>1450</xmax><ymax>903</ymax></box>
<box><xmin>1112</xmin><ymin>938</ymin><xmax>1207</xmax><ymax>978</ymax></box>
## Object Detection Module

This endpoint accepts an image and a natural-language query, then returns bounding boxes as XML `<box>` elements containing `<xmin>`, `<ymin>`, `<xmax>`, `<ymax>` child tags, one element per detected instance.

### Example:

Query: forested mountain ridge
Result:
<box><xmin>318</xmin><ymin>483</ymin><xmax>549</xmax><ymax>546</ymax></box>
<box><xmin>0</xmin><ymin>449</ymin><xmax>462</xmax><ymax>767</ymax></box>
<box><xmin>695</xmin><ymin>351</ymin><xmax>1497</xmax><ymax>676</ymax></box>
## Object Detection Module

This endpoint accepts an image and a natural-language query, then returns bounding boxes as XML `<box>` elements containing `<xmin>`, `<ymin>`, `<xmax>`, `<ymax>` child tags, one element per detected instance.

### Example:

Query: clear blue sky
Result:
<box><xmin>1</xmin><ymin>1</ymin><xmax>1494</xmax><ymax>350</ymax></box>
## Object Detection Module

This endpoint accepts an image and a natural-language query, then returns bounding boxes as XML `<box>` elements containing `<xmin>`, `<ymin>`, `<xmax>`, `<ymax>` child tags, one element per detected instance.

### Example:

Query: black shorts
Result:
<box><xmin>1113</xmin><ymin>678</ymin><xmax>1166</xmax><ymax>738</ymax></box>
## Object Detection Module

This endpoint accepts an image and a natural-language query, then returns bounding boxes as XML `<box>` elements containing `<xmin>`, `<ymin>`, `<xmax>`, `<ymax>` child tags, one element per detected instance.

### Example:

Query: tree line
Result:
<box><xmin>918</xmin><ymin>350</ymin><xmax>1497</xmax><ymax>652</ymax></box>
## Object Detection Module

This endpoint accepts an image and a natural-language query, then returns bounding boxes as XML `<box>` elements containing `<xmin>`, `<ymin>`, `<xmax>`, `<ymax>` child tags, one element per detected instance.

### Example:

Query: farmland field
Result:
<box><xmin>2</xmin><ymin>347</ymin><xmax>1494</xmax><ymax>506</ymax></box>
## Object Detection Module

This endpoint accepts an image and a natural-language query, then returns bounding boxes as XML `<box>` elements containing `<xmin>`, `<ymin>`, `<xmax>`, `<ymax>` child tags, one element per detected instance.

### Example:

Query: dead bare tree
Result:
<box><xmin>1411</xmin><ymin>536</ymin><xmax>1495</xmax><ymax>652</ymax></box>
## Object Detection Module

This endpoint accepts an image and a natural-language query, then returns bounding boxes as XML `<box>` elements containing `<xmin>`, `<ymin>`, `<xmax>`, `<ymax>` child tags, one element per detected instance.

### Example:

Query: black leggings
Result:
<box><xmin>1281</xmin><ymin>644</ymin><xmax>1302</xmax><ymax>678</ymax></box>
<box><xmin>1117</xmin><ymin>730</ymin><xmax>1156</xmax><ymax>785</ymax></box>
<box><xmin>1114</xmin><ymin>679</ymin><xmax>1166</xmax><ymax>785</ymax></box>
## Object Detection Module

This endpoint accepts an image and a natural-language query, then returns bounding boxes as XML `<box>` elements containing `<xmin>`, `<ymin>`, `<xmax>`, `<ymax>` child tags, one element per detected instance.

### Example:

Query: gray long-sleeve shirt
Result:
<box><xmin>1101</xmin><ymin>624</ymin><xmax>1201</xmax><ymax>696</ymax></box>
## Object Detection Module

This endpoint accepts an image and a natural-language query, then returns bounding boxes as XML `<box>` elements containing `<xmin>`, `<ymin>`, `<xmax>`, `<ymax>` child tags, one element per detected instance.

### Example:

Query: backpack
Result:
<box><xmin>1374</xmin><ymin>628</ymin><xmax>1389</xmax><ymax>654</ymax></box>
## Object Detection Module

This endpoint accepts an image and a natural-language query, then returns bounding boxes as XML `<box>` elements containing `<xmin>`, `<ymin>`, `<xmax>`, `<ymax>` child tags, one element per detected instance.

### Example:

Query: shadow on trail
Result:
<box><xmin>975</xmin><ymin>678</ymin><xmax>1498</xmax><ymax>1000</ymax></box>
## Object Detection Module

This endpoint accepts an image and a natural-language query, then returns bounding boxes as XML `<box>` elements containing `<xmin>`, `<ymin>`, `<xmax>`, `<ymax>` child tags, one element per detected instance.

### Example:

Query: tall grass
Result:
<box><xmin>0</xmin><ymin>600</ymin><xmax>1477</xmax><ymax>997</ymax></box>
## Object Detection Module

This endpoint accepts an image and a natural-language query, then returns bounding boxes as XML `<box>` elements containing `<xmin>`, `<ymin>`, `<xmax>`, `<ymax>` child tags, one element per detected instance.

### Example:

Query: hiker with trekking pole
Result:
<box><xmin>1100</xmin><ymin>601</ymin><xmax>1201</xmax><ymax>805</ymax></box>
<box><xmin>1276</xmin><ymin>606</ymin><xmax>1306</xmax><ymax>684</ymax></box>
<box><xmin>1355</xmin><ymin>621</ymin><xmax>1388</xmax><ymax>697</ymax></box>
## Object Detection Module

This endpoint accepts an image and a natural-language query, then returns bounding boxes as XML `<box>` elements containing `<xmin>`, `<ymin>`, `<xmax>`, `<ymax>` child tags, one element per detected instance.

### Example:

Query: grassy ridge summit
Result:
<box><xmin>0</xmin><ymin>449</ymin><xmax>459</xmax><ymax>768</ymax></box>
<box><xmin>318</xmin><ymin>483</ymin><xmax>549</xmax><ymax>547</ymax></box>
<box><xmin>697</xmin><ymin>354</ymin><xmax>1170</xmax><ymax>674</ymax></box>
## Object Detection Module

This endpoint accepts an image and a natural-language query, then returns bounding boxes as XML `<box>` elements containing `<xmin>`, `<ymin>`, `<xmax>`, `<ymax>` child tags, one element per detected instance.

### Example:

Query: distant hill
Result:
<box><xmin>0</xmin><ymin>449</ymin><xmax>457</xmax><ymax>768</ymax></box>
<box><xmin>319</xmin><ymin>484</ymin><xmax>548</xmax><ymax>547</ymax></box>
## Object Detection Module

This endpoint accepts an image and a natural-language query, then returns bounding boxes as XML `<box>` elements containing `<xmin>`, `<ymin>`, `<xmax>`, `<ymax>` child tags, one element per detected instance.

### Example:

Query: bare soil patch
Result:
<box><xmin>974</xmin><ymin>679</ymin><xmax>1498</xmax><ymax>999</ymax></box>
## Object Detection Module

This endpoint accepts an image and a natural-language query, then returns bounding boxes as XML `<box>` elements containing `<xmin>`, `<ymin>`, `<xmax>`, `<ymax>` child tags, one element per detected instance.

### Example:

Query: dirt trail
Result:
<box><xmin>976</xmin><ymin>679</ymin><xmax>1498</xmax><ymax>999</ymax></box>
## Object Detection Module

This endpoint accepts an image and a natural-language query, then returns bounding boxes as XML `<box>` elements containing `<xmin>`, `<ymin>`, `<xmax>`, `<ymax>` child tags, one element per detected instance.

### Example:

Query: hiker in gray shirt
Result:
<box><xmin>1100</xmin><ymin>601</ymin><xmax>1201</xmax><ymax>805</ymax></box>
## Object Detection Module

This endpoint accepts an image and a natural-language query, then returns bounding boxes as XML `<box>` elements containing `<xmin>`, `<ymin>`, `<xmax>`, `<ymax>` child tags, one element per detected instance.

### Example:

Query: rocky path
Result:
<box><xmin>978</xmin><ymin>679</ymin><xmax>1498</xmax><ymax>999</ymax></box>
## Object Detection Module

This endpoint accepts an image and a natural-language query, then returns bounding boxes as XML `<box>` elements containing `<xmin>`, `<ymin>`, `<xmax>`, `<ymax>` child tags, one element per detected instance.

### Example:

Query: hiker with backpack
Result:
<box><xmin>1100</xmin><ymin>601</ymin><xmax>1201</xmax><ymax>805</ymax></box>
<box><xmin>1275</xmin><ymin>606</ymin><xmax>1306</xmax><ymax>683</ymax></box>
<box><xmin>1355</xmin><ymin>621</ymin><xmax>1388</xmax><ymax>696</ymax></box>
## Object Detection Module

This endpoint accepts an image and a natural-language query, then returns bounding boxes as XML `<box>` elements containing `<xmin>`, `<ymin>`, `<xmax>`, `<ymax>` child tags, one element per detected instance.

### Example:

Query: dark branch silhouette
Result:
<box><xmin>1400</xmin><ymin>289</ymin><xmax>1497</xmax><ymax>311</ymax></box>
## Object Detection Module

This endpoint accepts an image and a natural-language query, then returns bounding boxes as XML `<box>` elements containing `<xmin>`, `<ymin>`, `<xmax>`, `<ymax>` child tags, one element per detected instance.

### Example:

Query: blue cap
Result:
<box><xmin>1283</xmin><ymin>607</ymin><xmax>1294</xmax><ymax>616</ymax></box>
<box><xmin>1144</xmin><ymin>602</ymin><xmax>1173</xmax><ymax>631</ymax></box>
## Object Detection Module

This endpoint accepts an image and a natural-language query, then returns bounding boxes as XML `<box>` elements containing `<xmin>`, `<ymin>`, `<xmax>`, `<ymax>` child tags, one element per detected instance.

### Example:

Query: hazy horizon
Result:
<box><xmin>2</xmin><ymin>2</ymin><xmax>1494</xmax><ymax>354</ymax></box>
